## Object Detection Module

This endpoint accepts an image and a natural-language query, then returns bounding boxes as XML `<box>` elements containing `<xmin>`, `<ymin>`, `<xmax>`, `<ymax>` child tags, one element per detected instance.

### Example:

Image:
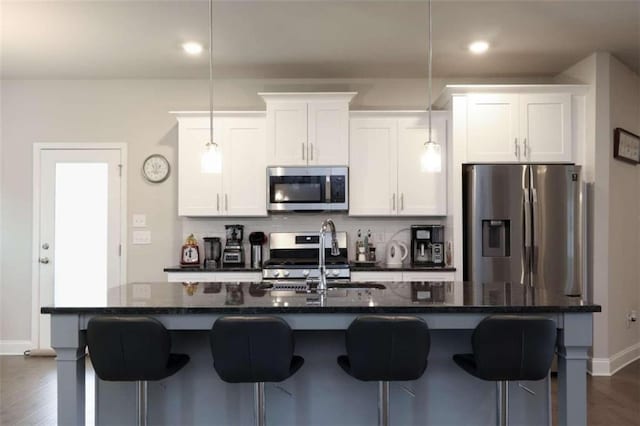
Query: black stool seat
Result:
<box><xmin>452</xmin><ymin>315</ymin><xmax>557</xmax><ymax>381</ymax></box>
<box><xmin>210</xmin><ymin>316</ymin><xmax>304</xmax><ymax>383</ymax></box>
<box><xmin>338</xmin><ymin>316</ymin><xmax>430</xmax><ymax>381</ymax></box>
<box><xmin>87</xmin><ymin>316</ymin><xmax>189</xmax><ymax>382</ymax></box>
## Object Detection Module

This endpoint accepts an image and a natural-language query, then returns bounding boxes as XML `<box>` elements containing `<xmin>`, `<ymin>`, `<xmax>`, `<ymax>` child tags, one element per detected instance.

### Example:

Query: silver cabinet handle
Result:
<box><xmin>225</xmin><ymin>194</ymin><xmax>228</xmax><ymax>211</ymax></box>
<box><xmin>217</xmin><ymin>193</ymin><xmax>220</xmax><ymax>212</ymax></box>
<box><xmin>400</xmin><ymin>193</ymin><xmax>404</xmax><ymax>211</ymax></box>
<box><xmin>514</xmin><ymin>138</ymin><xmax>520</xmax><ymax>160</ymax></box>
<box><xmin>523</xmin><ymin>138</ymin><xmax>528</xmax><ymax>158</ymax></box>
<box><xmin>310</xmin><ymin>143</ymin><xmax>314</xmax><ymax>161</ymax></box>
<box><xmin>39</xmin><ymin>257</ymin><xmax>49</xmax><ymax>264</ymax></box>
<box><xmin>392</xmin><ymin>193</ymin><xmax>396</xmax><ymax>211</ymax></box>
<box><xmin>302</xmin><ymin>143</ymin><xmax>306</xmax><ymax>160</ymax></box>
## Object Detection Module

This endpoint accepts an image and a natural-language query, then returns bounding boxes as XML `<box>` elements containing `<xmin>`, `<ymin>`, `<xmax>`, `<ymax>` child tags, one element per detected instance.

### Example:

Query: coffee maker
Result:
<box><xmin>411</xmin><ymin>225</ymin><xmax>444</xmax><ymax>267</ymax></box>
<box><xmin>203</xmin><ymin>237</ymin><xmax>222</xmax><ymax>269</ymax></box>
<box><xmin>223</xmin><ymin>224</ymin><xmax>245</xmax><ymax>267</ymax></box>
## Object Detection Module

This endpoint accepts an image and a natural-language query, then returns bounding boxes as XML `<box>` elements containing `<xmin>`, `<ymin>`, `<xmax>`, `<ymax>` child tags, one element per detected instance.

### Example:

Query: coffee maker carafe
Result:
<box><xmin>223</xmin><ymin>224</ymin><xmax>245</xmax><ymax>267</ymax></box>
<box><xmin>203</xmin><ymin>237</ymin><xmax>222</xmax><ymax>269</ymax></box>
<box><xmin>411</xmin><ymin>225</ymin><xmax>444</xmax><ymax>267</ymax></box>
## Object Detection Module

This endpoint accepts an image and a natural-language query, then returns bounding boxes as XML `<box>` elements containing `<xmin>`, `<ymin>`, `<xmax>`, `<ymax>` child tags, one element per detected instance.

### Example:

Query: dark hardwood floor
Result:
<box><xmin>1</xmin><ymin>356</ymin><xmax>638</xmax><ymax>425</ymax></box>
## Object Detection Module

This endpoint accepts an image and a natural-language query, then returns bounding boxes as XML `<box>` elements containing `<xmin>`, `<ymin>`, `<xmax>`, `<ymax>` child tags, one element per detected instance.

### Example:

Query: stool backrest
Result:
<box><xmin>87</xmin><ymin>316</ymin><xmax>172</xmax><ymax>381</ymax></box>
<box><xmin>472</xmin><ymin>315</ymin><xmax>557</xmax><ymax>381</ymax></box>
<box><xmin>210</xmin><ymin>316</ymin><xmax>295</xmax><ymax>383</ymax></box>
<box><xmin>345</xmin><ymin>316</ymin><xmax>430</xmax><ymax>381</ymax></box>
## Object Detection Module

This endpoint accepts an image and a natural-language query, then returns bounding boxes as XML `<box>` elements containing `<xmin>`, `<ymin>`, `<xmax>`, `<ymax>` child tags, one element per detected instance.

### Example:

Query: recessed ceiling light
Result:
<box><xmin>182</xmin><ymin>42</ymin><xmax>203</xmax><ymax>56</ymax></box>
<box><xmin>468</xmin><ymin>41</ymin><xmax>490</xmax><ymax>55</ymax></box>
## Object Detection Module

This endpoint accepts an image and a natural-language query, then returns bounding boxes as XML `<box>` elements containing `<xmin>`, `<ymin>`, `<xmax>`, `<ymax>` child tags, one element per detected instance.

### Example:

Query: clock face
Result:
<box><xmin>142</xmin><ymin>154</ymin><xmax>170</xmax><ymax>183</ymax></box>
<box><xmin>182</xmin><ymin>246</ymin><xmax>199</xmax><ymax>263</ymax></box>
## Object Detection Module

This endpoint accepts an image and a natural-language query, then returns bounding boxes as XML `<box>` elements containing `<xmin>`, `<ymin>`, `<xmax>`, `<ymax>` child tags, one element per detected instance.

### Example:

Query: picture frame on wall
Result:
<box><xmin>613</xmin><ymin>128</ymin><xmax>640</xmax><ymax>164</ymax></box>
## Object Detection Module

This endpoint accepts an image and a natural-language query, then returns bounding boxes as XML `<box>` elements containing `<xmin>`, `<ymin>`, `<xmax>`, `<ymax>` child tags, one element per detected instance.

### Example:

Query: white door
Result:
<box><xmin>178</xmin><ymin>117</ymin><xmax>224</xmax><ymax>216</ymax></box>
<box><xmin>397</xmin><ymin>116</ymin><xmax>447</xmax><ymax>216</ymax></box>
<box><xmin>221</xmin><ymin>117</ymin><xmax>268</xmax><ymax>216</ymax></box>
<box><xmin>519</xmin><ymin>93</ymin><xmax>572</xmax><ymax>162</ymax></box>
<box><xmin>37</xmin><ymin>148</ymin><xmax>123</xmax><ymax>349</ymax></box>
<box><xmin>348</xmin><ymin>118</ymin><xmax>398</xmax><ymax>216</ymax></box>
<box><xmin>308</xmin><ymin>101</ymin><xmax>349</xmax><ymax>165</ymax></box>
<box><xmin>266</xmin><ymin>102</ymin><xmax>308</xmax><ymax>166</ymax></box>
<box><xmin>467</xmin><ymin>94</ymin><xmax>520</xmax><ymax>162</ymax></box>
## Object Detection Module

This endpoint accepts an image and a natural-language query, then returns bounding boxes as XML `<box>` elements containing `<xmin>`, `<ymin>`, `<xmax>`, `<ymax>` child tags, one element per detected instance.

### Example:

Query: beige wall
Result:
<box><xmin>608</xmin><ymin>56</ymin><xmax>640</xmax><ymax>356</ymax></box>
<box><xmin>0</xmin><ymin>76</ymin><xmax>552</xmax><ymax>349</ymax></box>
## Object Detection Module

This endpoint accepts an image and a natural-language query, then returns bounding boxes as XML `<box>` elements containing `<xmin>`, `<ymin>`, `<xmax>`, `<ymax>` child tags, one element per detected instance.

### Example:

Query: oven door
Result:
<box><xmin>267</xmin><ymin>167</ymin><xmax>348</xmax><ymax>211</ymax></box>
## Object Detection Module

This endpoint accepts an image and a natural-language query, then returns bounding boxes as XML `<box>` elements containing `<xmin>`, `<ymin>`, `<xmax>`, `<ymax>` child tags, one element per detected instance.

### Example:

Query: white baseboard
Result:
<box><xmin>0</xmin><ymin>339</ymin><xmax>33</xmax><ymax>355</ymax></box>
<box><xmin>589</xmin><ymin>342</ymin><xmax>640</xmax><ymax>376</ymax></box>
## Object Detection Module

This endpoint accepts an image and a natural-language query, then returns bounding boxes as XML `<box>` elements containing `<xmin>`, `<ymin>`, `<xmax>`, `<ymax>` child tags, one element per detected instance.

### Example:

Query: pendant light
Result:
<box><xmin>201</xmin><ymin>0</ymin><xmax>222</xmax><ymax>174</ymax></box>
<box><xmin>420</xmin><ymin>0</ymin><xmax>442</xmax><ymax>173</ymax></box>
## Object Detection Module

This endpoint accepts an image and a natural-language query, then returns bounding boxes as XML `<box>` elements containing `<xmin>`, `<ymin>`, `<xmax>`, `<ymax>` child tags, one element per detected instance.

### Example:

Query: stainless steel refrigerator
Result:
<box><xmin>463</xmin><ymin>164</ymin><xmax>585</xmax><ymax>296</ymax></box>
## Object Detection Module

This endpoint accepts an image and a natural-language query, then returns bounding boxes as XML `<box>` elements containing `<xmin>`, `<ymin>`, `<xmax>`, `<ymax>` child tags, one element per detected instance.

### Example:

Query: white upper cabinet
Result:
<box><xmin>467</xmin><ymin>94</ymin><xmax>520</xmax><ymax>162</ymax></box>
<box><xmin>260</xmin><ymin>93</ymin><xmax>356</xmax><ymax>167</ymax></box>
<box><xmin>175</xmin><ymin>113</ymin><xmax>267</xmax><ymax>217</ymax></box>
<box><xmin>397</xmin><ymin>116</ymin><xmax>447</xmax><ymax>216</ymax></box>
<box><xmin>519</xmin><ymin>93</ymin><xmax>572</xmax><ymax>162</ymax></box>
<box><xmin>349</xmin><ymin>112</ymin><xmax>448</xmax><ymax>217</ymax></box>
<box><xmin>460</xmin><ymin>91</ymin><xmax>574</xmax><ymax>163</ymax></box>
<box><xmin>349</xmin><ymin>118</ymin><xmax>398</xmax><ymax>216</ymax></box>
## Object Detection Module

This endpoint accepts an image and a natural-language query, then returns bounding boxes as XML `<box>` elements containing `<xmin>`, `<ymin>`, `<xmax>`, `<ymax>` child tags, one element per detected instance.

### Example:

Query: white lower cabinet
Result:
<box><xmin>349</xmin><ymin>112</ymin><xmax>448</xmax><ymax>217</ymax></box>
<box><xmin>350</xmin><ymin>271</ymin><xmax>455</xmax><ymax>283</ymax></box>
<box><xmin>175</xmin><ymin>113</ymin><xmax>267</xmax><ymax>217</ymax></box>
<box><xmin>167</xmin><ymin>272</ymin><xmax>262</xmax><ymax>283</ymax></box>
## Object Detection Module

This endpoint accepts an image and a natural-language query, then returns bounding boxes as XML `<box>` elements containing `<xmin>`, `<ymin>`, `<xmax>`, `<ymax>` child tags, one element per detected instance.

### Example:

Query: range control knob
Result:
<box><xmin>273</xmin><ymin>270</ymin><xmax>280</xmax><ymax>277</ymax></box>
<box><xmin>283</xmin><ymin>270</ymin><xmax>290</xmax><ymax>277</ymax></box>
<box><xmin>331</xmin><ymin>270</ymin><xmax>340</xmax><ymax>277</ymax></box>
<box><xmin>302</xmin><ymin>270</ymin><xmax>310</xmax><ymax>277</ymax></box>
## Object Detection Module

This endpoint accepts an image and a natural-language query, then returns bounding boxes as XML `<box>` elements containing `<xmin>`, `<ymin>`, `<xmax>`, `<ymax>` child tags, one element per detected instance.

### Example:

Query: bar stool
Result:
<box><xmin>452</xmin><ymin>315</ymin><xmax>557</xmax><ymax>426</ymax></box>
<box><xmin>337</xmin><ymin>316</ymin><xmax>431</xmax><ymax>426</ymax></box>
<box><xmin>86</xmin><ymin>316</ymin><xmax>190</xmax><ymax>426</ymax></box>
<box><xmin>209</xmin><ymin>316</ymin><xmax>304</xmax><ymax>426</ymax></box>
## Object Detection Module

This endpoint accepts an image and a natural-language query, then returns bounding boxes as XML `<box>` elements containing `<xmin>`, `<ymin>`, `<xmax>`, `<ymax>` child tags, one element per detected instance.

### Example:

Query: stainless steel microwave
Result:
<box><xmin>267</xmin><ymin>166</ymin><xmax>348</xmax><ymax>212</ymax></box>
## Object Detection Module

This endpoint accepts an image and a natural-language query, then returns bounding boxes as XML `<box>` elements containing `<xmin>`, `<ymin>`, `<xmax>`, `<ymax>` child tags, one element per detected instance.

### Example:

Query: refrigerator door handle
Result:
<box><xmin>531</xmin><ymin>186</ymin><xmax>540</xmax><ymax>282</ymax></box>
<box><xmin>523</xmin><ymin>188</ymin><xmax>532</xmax><ymax>285</ymax></box>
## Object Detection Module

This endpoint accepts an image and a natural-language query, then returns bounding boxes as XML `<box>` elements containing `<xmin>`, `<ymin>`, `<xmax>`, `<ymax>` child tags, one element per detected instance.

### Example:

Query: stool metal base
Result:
<box><xmin>137</xmin><ymin>380</ymin><xmax>148</xmax><ymax>426</ymax></box>
<box><xmin>378</xmin><ymin>381</ymin><xmax>389</xmax><ymax>426</ymax></box>
<box><xmin>254</xmin><ymin>382</ymin><xmax>266</xmax><ymax>426</ymax></box>
<box><xmin>496</xmin><ymin>381</ymin><xmax>509</xmax><ymax>426</ymax></box>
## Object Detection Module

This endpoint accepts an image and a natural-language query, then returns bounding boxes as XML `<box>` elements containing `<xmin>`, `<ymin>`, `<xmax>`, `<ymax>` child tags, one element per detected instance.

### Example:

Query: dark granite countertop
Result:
<box><xmin>350</xmin><ymin>264</ymin><xmax>456</xmax><ymax>272</ymax></box>
<box><xmin>164</xmin><ymin>266</ymin><xmax>261</xmax><ymax>272</ymax></box>
<box><xmin>42</xmin><ymin>281</ymin><xmax>600</xmax><ymax>314</ymax></box>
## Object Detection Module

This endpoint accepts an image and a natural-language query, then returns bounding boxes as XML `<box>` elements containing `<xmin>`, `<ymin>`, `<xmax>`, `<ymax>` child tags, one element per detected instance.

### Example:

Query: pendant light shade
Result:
<box><xmin>201</xmin><ymin>0</ymin><xmax>222</xmax><ymax>174</ymax></box>
<box><xmin>421</xmin><ymin>0</ymin><xmax>441</xmax><ymax>174</ymax></box>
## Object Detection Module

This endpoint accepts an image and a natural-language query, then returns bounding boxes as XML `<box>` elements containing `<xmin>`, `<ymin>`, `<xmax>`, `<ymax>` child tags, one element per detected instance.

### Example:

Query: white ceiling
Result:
<box><xmin>1</xmin><ymin>0</ymin><xmax>639</xmax><ymax>79</ymax></box>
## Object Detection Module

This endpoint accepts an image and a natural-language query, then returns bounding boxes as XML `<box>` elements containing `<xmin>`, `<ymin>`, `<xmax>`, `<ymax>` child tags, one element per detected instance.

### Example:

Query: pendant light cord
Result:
<box><xmin>427</xmin><ymin>0</ymin><xmax>432</xmax><ymax>144</ymax></box>
<box><xmin>209</xmin><ymin>0</ymin><xmax>214</xmax><ymax>147</ymax></box>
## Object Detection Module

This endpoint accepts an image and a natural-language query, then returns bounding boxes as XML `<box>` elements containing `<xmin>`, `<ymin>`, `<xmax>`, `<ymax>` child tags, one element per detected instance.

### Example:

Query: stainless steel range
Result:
<box><xmin>262</xmin><ymin>232</ymin><xmax>350</xmax><ymax>280</ymax></box>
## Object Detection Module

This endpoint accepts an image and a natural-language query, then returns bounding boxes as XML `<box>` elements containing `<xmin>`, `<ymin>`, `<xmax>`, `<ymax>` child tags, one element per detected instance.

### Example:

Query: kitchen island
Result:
<box><xmin>42</xmin><ymin>281</ymin><xmax>599</xmax><ymax>426</ymax></box>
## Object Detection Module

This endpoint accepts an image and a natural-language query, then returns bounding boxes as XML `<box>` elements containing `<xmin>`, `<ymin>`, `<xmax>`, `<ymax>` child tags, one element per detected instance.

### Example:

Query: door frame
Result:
<box><xmin>30</xmin><ymin>143</ymin><xmax>128</xmax><ymax>349</ymax></box>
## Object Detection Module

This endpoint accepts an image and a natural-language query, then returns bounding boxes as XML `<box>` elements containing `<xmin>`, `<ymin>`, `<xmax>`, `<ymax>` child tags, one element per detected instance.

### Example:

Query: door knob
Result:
<box><xmin>39</xmin><ymin>257</ymin><xmax>50</xmax><ymax>264</ymax></box>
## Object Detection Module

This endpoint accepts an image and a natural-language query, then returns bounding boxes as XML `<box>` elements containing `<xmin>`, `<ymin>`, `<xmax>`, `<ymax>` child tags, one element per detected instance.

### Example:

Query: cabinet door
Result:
<box><xmin>178</xmin><ymin>118</ymin><xmax>223</xmax><ymax>216</ymax></box>
<box><xmin>397</xmin><ymin>116</ymin><xmax>447</xmax><ymax>216</ymax></box>
<box><xmin>349</xmin><ymin>118</ymin><xmax>398</xmax><ymax>216</ymax></box>
<box><xmin>467</xmin><ymin>94</ymin><xmax>520</xmax><ymax>162</ymax></box>
<box><xmin>308</xmin><ymin>102</ymin><xmax>349</xmax><ymax>165</ymax></box>
<box><xmin>350</xmin><ymin>271</ymin><xmax>403</xmax><ymax>282</ymax></box>
<box><xmin>520</xmin><ymin>93</ymin><xmax>572</xmax><ymax>162</ymax></box>
<box><xmin>266</xmin><ymin>102</ymin><xmax>308</xmax><ymax>166</ymax></box>
<box><xmin>221</xmin><ymin>117</ymin><xmax>267</xmax><ymax>216</ymax></box>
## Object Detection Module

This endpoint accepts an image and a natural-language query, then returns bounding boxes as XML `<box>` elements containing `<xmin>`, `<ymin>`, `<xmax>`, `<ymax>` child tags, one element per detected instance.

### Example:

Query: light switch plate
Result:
<box><xmin>132</xmin><ymin>230</ymin><xmax>151</xmax><ymax>245</ymax></box>
<box><xmin>132</xmin><ymin>214</ymin><xmax>146</xmax><ymax>228</ymax></box>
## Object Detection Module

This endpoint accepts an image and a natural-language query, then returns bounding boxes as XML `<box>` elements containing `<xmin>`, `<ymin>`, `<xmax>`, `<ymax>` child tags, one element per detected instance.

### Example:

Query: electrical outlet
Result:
<box><xmin>132</xmin><ymin>214</ymin><xmax>146</xmax><ymax>228</ymax></box>
<box><xmin>132</xmin><ymin>230</ymin><xmax>151</xmax><ymax>245</ymax></box>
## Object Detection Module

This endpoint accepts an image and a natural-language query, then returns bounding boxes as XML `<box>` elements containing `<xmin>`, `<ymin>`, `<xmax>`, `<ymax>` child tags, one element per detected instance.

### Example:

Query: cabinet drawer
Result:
<box><xmin>350</xmin><ymin>271</ymin><xmax>403</xmax><ymax>282</ymax></box>
<box><xmin>401</xmin><ymin>272</ymin><xmax>455</xmax><ymax>282</ymax></box>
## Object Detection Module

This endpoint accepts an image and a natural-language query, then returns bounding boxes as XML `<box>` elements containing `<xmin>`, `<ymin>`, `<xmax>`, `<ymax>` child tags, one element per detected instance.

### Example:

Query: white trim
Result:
<box><xmin>31</xmin><ymin>142</ymin><xmax>127</xmax><ymax>351</ymax></box>
<box><xmin>589</xmin><ymin>342</ymin><xmax>640</xmax><ymax>376</ymax></box>
<box><xmin>169</xmin><ymin>110</ymin><xmax>266</xmax><ymax>116</ymax></box>
<box><xmin>434</xmin><ymin>84</ymin><xmax>589</xmax><ymax>108</ymax></box>
<box><xmin>0</xmin><ymin>340</ymin><xmax>32</xmax><ymax>355</ymax></box>
<box><xmin>258</xmin><ymin>92</ymin><xmax>357</xmax><ymax>103</ymax></box>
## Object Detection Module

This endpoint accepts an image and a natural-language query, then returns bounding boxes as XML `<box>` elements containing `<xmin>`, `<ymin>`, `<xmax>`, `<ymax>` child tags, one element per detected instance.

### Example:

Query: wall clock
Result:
<box><xmin>142</xmin><ymin>154</ymin><xmax>171</xmax><ymax>183</ymax></box>
<box><xmin>613</xmin><ymin>128</ymin><xmax>640</xmax><ymax>164</ymax></box>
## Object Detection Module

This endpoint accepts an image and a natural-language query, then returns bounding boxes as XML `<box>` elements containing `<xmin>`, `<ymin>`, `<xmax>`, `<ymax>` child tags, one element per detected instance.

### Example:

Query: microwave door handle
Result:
<box><xmin>325</xmin><ymin>176</ymin><xmax>331</xmax><ymax>203</ymax></box>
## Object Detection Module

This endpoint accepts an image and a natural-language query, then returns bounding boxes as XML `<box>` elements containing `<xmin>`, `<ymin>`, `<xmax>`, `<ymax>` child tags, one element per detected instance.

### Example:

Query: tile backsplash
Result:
<box><xmin>182</xmin><ymin>213</ymin><xmax>448</xmax><ymax>261</ymax></box>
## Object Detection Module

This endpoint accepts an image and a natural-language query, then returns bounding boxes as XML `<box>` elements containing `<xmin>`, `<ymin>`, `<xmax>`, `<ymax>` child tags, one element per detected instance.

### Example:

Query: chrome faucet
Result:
<box><xmin>318</xmin><ymin>218</ymin><xmax>340</xmax><ymax>292</ymax></box>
